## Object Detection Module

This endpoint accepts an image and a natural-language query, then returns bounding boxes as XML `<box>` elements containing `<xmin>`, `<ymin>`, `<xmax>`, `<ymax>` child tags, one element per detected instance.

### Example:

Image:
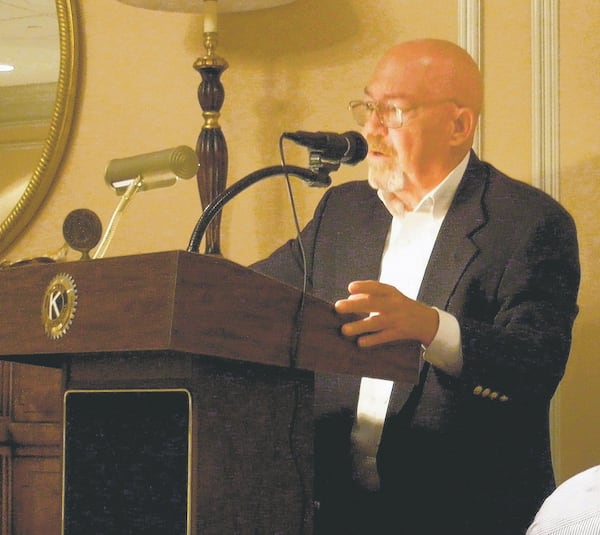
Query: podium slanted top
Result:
<box><xmin>0</xmin><ymin>250</ymin><xmax>419</xmax><ymax>383</ymax></box>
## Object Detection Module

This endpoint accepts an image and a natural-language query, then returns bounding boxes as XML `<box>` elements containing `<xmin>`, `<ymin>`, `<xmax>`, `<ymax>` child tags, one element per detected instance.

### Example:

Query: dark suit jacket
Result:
<box><xmin>252</xmin><ymin>152</ymin><xmax>580</xmax><ymax>535</ymax></box>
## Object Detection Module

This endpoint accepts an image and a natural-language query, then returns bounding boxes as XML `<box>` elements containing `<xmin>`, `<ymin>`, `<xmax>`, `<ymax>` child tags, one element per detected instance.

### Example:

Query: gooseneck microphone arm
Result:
<box><xmin>187</xmin><ymin>165</ymin><xmax>331</xmax><ymax>254</ymax></box>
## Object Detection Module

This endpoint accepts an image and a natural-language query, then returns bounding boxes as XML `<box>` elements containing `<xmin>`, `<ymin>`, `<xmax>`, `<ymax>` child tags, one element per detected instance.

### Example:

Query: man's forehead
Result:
<box><xmin>364</xmin><ymin>70</ymin><xmax>428</xmax><ymax>102</ymax></box>
<box><xmin>363</xmin><ymin>85</ymin><xmax>409</xmax><ymax>99</ymax></box>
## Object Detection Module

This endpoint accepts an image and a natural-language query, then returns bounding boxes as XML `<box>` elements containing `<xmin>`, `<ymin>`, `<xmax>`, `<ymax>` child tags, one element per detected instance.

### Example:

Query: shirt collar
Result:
<box><xmin>411</xmin><ymin>152</ymin><xmax>470</xmax><ymax>219</ymax></box>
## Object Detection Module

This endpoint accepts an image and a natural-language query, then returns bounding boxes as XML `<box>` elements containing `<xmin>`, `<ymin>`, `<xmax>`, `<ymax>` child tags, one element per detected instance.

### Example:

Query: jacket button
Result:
<box><xmin>473</xmin><ymin>385</ymin><xmax>483</xmax><ymax>396</ymax></box>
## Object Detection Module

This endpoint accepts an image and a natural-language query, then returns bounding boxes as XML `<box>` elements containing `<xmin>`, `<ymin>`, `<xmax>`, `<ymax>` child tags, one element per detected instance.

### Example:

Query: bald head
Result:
<box><xmin>370</xmin><ymin>39</ymin><xmax>483</xmax><ymax>118</ymax></box>
<box><xmin>363</xmin><ymin>39</ymin><xmax>483</xmax><ymax>205</ymax></box>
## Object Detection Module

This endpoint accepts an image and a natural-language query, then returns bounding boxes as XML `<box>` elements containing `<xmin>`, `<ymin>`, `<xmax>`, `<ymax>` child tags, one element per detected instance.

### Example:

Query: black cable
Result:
<box><xmin>186</xmin><ymin>143</ymin><xmax>332</xmax><ymax>531</ymax></box>
<box><xmin>186</xmin><ymin>165</ymin><xmax>329</xmax><ymax>254</ymax></box>
<box><xmin>278</xmin><ymin>135</ymin><xmax>312</xmax><ymax>534</ymax></box>
<box><xmin>279</xmin><ymin>137</ymin><xmax>309</xmax><ymax>368</ymax></box>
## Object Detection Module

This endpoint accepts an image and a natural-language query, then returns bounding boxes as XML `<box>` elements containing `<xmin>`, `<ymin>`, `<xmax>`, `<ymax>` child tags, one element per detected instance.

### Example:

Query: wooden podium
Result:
<box><xmin>0</xmin><ymin>250</ymin><xmax>419</xmax><ymax>534</ymax></box>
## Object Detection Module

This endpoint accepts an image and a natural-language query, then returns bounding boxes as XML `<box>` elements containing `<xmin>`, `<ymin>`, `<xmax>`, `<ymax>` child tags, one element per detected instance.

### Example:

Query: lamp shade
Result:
<box><xmin>116</xmin><ymin>0</ymin><xmax>295</xmax><ymax>12</ymax></box>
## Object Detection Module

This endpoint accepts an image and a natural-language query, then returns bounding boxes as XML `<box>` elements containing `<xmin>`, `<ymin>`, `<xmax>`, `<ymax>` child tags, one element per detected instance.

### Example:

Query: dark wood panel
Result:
<box><xmin>12</xmin><ymin>457</ymin><xmax>61</xmax><ymax>535</ymax></box>
<box><xmin>0</xmin><ymin>251</ymin><xmax>419</xmax><ymax>383</ymax></box>
<box><xmin>1</xmin><ymin>362</ymin><xmax>63</xmax><ymax>535</ymax></box>
<box><xmin>11</xmin><ymin>364</ymin><xmax>62</xmax><ymax>422</ymax></box>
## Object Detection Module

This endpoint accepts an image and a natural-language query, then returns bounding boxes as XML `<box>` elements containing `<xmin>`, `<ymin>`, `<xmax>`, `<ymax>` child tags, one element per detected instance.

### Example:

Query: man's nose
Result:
<box><xmin>363</xmin><ymin>109</ymin><xmax>387</xmax><ymax>137</ymax></box>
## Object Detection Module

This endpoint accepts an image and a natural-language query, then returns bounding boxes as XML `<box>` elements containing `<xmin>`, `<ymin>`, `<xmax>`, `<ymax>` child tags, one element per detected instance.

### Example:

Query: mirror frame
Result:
<box><xmin>0</xmin><ymin>0</ymin><xmax>79</xmax><ymax>254</ymax></box>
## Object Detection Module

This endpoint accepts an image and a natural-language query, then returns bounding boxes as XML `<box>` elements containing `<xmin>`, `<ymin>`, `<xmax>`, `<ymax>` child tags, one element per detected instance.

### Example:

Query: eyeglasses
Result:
<box><xmin>349</xmin><ymin>99</ymin><xmax>457</xmax><ymax>129</ymax></box>
<box><xmin>349</xmin><ymin>100</ymin><xmax>407</xmax><ymax>129</ymax></box>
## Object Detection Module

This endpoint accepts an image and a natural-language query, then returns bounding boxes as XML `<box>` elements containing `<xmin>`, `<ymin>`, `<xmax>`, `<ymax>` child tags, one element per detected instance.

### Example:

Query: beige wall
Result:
<box><xmin>557</xmin><ymin>2</ymin><xmax>600</xmax><ymax>480</ymax></box>
<box><xmin>4</xmin><ymin>0</ymin><xmax>599</xmax><ymax>483</ymax></box>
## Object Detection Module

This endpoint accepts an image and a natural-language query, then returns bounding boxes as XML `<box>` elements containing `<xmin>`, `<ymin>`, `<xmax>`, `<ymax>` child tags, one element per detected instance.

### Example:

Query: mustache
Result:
<box><xmin>366</xmin><ymin>136</ymin><xmax>395</xmax><ymax>156</ymax></box>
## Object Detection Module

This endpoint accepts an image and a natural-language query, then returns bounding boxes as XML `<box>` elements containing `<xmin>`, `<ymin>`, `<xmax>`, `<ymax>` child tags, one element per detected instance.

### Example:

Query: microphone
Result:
<box><xmin>105</xmin><ymin>145</ymin><xmax>199</xmax><ymax>195</ymax></box>
<box><xmin>282</xmin><ymin>130</ymin><xmax>368</xmax><ymax>166</ymax></box>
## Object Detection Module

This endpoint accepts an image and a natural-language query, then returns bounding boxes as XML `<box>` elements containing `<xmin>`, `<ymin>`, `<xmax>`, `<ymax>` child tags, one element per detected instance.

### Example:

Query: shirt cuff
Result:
<box><xmin>421</xmin><ymin>307</ymin><xmax>463</xmax><ymax>377</ymax></box>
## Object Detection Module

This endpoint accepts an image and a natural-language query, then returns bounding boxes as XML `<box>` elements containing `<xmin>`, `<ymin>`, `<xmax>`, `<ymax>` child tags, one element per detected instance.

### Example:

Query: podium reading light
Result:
<box><xmin>94</xmin><ymin>145</ymin><xmax>198</xmax><ymax>259</ymax></box>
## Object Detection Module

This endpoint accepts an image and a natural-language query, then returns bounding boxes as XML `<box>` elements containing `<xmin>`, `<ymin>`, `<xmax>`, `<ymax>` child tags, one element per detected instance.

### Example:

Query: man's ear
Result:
<box><xmin>449</xmin><ymin>107</ymin><xmax>477</xmax><ymax>146</ymax></box>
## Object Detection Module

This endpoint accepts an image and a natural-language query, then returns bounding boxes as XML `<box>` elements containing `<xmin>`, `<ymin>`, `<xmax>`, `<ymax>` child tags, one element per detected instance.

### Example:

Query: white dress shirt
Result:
<box><xmin>352</xmin><ymin>153</ymin><xmax>469</xmax><ymax>489</ymax></box>
<box><xmin>526</xmin><ymin>465</ymin><xmax>600</xmax><ymax>535</ymax></box>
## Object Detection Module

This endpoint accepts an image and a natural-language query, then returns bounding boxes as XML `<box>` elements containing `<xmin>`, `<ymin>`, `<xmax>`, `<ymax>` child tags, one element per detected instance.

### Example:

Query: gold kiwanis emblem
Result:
<box><xmin>42</xmin><ymin>273</ymin><xmax>77</xmax><ymax>339</ymax></box>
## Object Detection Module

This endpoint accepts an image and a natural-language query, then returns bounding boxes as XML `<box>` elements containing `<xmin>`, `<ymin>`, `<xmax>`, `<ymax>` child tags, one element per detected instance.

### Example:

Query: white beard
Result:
<box><xmin>367</xmin><ymin>161</ymin><xmax>406</xmax><ymax>217</ymax></box>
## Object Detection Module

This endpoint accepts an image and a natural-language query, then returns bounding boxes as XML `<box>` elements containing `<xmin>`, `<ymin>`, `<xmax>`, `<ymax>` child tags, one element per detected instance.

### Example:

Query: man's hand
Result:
<box><xmin>334</xmin><ymin>280</ymin><xmax>439</xmax><ymax>348</ymax></box>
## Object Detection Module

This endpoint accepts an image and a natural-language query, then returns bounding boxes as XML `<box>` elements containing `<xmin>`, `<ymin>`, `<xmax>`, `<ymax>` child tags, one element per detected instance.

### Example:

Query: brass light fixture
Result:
<box><xmin>116</xmin><ymin>0</ymin><xmax>295</xmax><ymax>255</ymax></box>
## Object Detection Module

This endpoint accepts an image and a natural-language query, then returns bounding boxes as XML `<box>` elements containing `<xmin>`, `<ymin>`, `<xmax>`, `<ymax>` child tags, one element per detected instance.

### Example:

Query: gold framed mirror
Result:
<box><xmin>0</xmin><ymin>0</ymin><xmax>79</xmax><ymax>255</ymax></box>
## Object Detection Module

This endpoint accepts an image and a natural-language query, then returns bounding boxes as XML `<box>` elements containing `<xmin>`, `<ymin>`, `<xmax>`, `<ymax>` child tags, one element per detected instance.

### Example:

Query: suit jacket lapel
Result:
<box><xmin>418</xmin><ymin>152</ymin><xmax>488</xmax><ymax>310</ymax></box>
<box><xmin>391</xmin><ymin>154</ymin><xmax>490</xmax><ymax>426</ymax></box>
<box><xmin>335</xmin><ymin>190</ymin><xmax>391</xmax><ymax>293</ymax></box>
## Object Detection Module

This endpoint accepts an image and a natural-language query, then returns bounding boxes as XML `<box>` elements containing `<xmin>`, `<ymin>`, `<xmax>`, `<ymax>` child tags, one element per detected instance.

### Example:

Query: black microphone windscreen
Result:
<box><xmin>341</xmin><ymin>131</ymin><xmax>368</xmax><ymax>165</ymax></box>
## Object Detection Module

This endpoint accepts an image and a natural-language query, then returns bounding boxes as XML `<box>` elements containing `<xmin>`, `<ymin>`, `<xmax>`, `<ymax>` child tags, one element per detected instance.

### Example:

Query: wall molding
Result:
<box><xmin>532</xmin><ymin>0</ymin><xmax>560</xmax><ymax>200</ymax></box>
<box><xmin>458</xmin><ymin>0</ymin><xmax>482</xmax><ymax>155</ymax></box>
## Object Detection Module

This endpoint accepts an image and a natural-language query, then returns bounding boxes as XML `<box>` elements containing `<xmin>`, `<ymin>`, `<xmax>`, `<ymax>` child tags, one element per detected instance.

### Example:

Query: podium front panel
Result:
<box><xmin>63</xmin><ymin>389</ymin><xmax>191</xmax><ymax>535</ymax></box>
<box><xmin>63</xmin><ymin>353</ymin><xmax>315</xmax><ymax>534</ymax></box>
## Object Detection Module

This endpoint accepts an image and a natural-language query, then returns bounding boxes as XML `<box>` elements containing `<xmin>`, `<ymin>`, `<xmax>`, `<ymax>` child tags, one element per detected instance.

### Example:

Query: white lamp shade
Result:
<box><xmin>117</xmin><ymin>0</ymin><xmax>295</xmax><ymax>12</ymax></box>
